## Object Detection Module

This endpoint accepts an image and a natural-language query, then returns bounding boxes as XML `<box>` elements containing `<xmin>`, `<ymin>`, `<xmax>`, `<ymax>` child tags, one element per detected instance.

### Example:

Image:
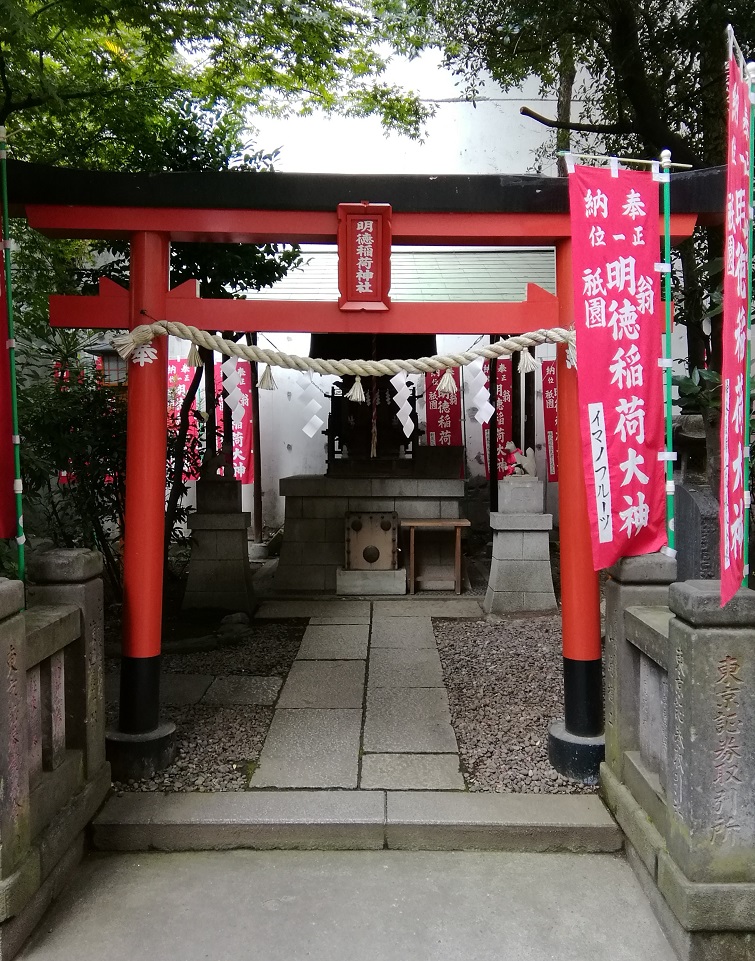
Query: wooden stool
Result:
<box><xmin>400</xmin><ymin>517</ymin><xmax>471</xmax><ymax>595</ymax></box>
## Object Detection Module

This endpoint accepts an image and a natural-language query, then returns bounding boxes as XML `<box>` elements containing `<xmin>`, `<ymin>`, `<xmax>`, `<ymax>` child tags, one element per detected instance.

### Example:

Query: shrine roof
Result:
<box><xmin>7</xmin><ymin>160</ymin><xmax>724</xmax><ymax>217</ymax></box>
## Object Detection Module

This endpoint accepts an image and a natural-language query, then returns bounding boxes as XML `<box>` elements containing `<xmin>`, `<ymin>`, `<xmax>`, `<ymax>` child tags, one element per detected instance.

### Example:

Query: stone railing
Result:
<box><xmin>0</xmin><ymin>550</ymin><xmax>110</xmax><ymax>961</ymax></box>
<box><xmin>602</xmin><ymin>555</ymin><xmax>755</xmax><ymax>961</ymax></box>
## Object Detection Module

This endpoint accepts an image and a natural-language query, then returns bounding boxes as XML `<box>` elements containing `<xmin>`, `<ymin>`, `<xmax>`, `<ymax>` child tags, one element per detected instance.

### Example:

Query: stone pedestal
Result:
<box><xmin>484</xmin><ymin>479</ymin><xmax>556</xmax><ymax>614</ymax></box>
<box><xmin>674</xmin><ymin>484</ymin><xmax>720</xmax><ymax>581</ymax></box>
<box><xmin>183</xmin><ymin>476</ymin><xmax>254</xmax><ymax>613</ymax></box>
<box><xmin>336</xmin><ymin>568</ymin><xmax>406</xmax><ymax>595</ymax></box>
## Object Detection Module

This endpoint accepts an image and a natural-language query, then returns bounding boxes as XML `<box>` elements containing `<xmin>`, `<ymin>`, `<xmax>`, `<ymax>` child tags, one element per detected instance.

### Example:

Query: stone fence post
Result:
<box><xmin>26</xmin><ymin>549</ymin><xmax>106</xmax><ymax>780</ymax></box>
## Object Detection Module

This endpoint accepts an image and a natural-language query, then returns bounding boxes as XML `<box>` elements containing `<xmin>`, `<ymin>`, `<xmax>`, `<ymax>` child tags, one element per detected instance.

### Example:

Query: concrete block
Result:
<box><xmin>251</xmin><ymin>709</ymin><xmax>362</xmax><ymax>789</ymax></box>
<box><xmin>93</xmin><ymin>791</ymin><xmax>385</xmax><ymax>851</ymax></box>
<box><xmin>284</xmin><ymin>518</ymin><xmax>326</xmax><ymax>542</ymax></box>
<box><xmin>297</xmin><ymin>625</ymin><xmax>369</xmax><ymax>659</ymax></box>
<box><xmin>371</xmin><ymin>478</ymin><xmax>418</xmax><ymax>497</ymax></box>
<box><xmin>187</xmin><ymin>514</ymin><xmax>250</xmax><ymax>530</ymax></box>
<box><xmin>284</xmin><ymin>496</ymin><xmax>303</xmax><ymax>519</ymax></box>
<box><xmin>0</xmin><ymin>852</ymin><xmax>40</xmax><ymax>923</ymax></box>
<box><xmin>372</xmin><ymin>599</ymin><xmax>482</xmax><ymax>619</ymax></box>
<box><xmin>385</xmin><ymin>792</ymin><xmax>622</xmax><ymax>852</ymax></box>
<box><xmin>336</xmin><ymin>569</ymin><xmax>406</xmax><ymax>596</ymax></box>
<box><xmin>360</xmin><ymin>754</ymin><xmax>464</xmax><ymax>790</ymax></box>
<box><xmin>370</xmin><ymin>617</ymin><xmax>436</xmax><ymax>649</ymax></box>
<box><xmin>0</xmin><ymin>579</ymin><xmax>24</xmax><ymax>623</ymax></box>
<box><xmin>273</xmin><ymin>565</ymin><xmax>326</xmax><ymax>592</ymax></box>
<box><xmin>484</xmin><ymin>589</ymin><xmax>523</xmax><ymax>614</ymax></box>
<box><xmin>638</xmin><ymin>653</ymin><xmax>665</xmax><ymax>776</ymax></box>
<box><xmin>23</xmin><ymin>605</ymin><xmax>80</xmax><ymax>669</ymax></box>
<box><xmin>658</xmin><ymin>849</ymin><xmax>755</xmax><ymax>931</ymax></box>
<box><xmin>308</xmin><ymin>498</ymin><xmax>349</xmax><ymax>519</ymax></box>
<box><xmin>0</xmin><ymin>610</ymin><xmax>30</xmax><ymax>879</ymax></box>
<box><xmin>323</xmin><ymin>517</ymin><xmax>346</xmax><ymax>542</ymax></box>
<box><xmin>415</xmin><ymin>478</ymin><xmax>464</xmax><ymax>497</ymax></box>
<box><xmin>666</xmin><ymin>614</ymin><xmax>755</xmax><ymax>882</ymax></box>
<box><xmin>496</xmin><ymin>477</ymin><xmax>543</xmax><ymax>513</ymax></box>
<box><xmin>202</xmin><ymin>676</ymin><xmax>281</xmax><ymax>706</ymax></box>
<box><xmin>395</xmin><ymin>499</ymin><xmax>441</xmax><ymax>519</ymax></box>
<box><xmin>29</xmin><ymin>751</ymin><xmax>84</xmax><ymax>842</ymax></box>
<box><xmin>347</xmin><ymin>498</ymin><xmax>395</xmax><ymax>513</ymax></box>
<box><xmin>489</xmin><ymin>512</ymin><xmax>553</xmax><ymax>531</ymax></box>
<box><xmin>0</xmin><ymin>832</ymin><xmax>84</xmax><ymax>961</ymax></box>
<box><xmin>600</xmin><ymin>763</ymin><xmax>662</xmax><ymax>880</ymax></box>
<box><xmin>669</xmin><ymin>581</ymin><xmax>755</xmax><ymax>628</ymax></box>
<box><xmin>214</xmin><ymin>530</ymin><xmax>249</xmax><ymax>555</ymax></box>
<box><xmin>491</xmin><ymin>532</ymin><xmax>524</xmax><ymax>560</ymax></box>
<box><xmin>277</xmin><ymin>661</ymin><xmax>365</xmax><ymax>709</ymax></box>
<box><xmin>324</xmin><ymin>567</ymin><xmax>337</xmax><ymax>592</ymax></box>
<box><xmin>607</xmin><ymin>552</ymin><xmax>678</xmax><ymax>585</ymax></box>
<box><xmin>625</xmin><ymin>606</ymin><xmax>672</xmax><ymax>670</ymax></box>
<box><xmin>675</xmin><ymin>483</ymin><xmax>720</xmax><ymax>581</ymax></box>
<box><xmin>521</xmin><ymin>592</ymin><xmax>559</xmax><ymax>611</ymax></box>
<box><xmin>323</xmin><ymin>478</ymin><xmax>372</xmax><ymax>497</ymax></box>
<box><xmin>26</xmin><ymin>549</ymin><xmax>102</xmax><ymax>585</ymax></box>
<box><xmin>521</xmin><ymin>532</ymin><xmax>552</xmax><ymax>562</ymax></box>
<box><xmin>368</xmin><ymin>649</ymin><xmax>444</xmax><ymax>688</ymax></box>
<box><xmin>487</xmin><ymin>558</ymin><xmax>556</xmax><ymax>594</ymax></box>
<box><xmin>363</xmin><ymin>688</ymin><xmax>457</xmax><ymax>753</ymax></box>
<box><xmin>279</xmin><ymin>475</ymin><xmax>328</xmax><ymax>497</ymax></box>
<box><xmin>622</xmin><ymin>752</ymin><xmax>668</xmax><ymax>838</ymax></box>
<box><xmin>195</xmin><ymin>477</ymin><xmax>242</xmax><ymax>513</ymax></box>
<box><xmin>439</xmin><ymin>500</ymin><xmax>460</xmax><ymax>519</ymax></box>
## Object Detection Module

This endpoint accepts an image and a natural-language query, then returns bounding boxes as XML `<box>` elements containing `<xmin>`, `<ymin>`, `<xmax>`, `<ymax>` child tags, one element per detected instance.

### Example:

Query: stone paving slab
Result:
<box><xmin>277</xmin><ymin>661</ymin><xmax>365</xmax><ymax>709</ymax></box>
<box><xmin>363</xmin><ymin>689</ymin><xmax>458</xmax><ymax>754</ymax></box>
<box><xmin>251</xmin><ymin>709</ymin><xmax>362</xmax><ymax>788</ymax></box>
<box><xmin>105</xmin><ymin>673</ymin><xmax>213</xmax><ymax>706</ymax></box>
<box><xmin>92</xmin><ymin>792</ymin><xmax>385</xmax><ymax>851</ymax></box>
<box><xmin>297</xmin><ymin>624</ymin><xmax>369</xmax><ymax>659</ymax></box>
<box><xmin>360</xmin><ymin>754</ymin><xmax>465</xmax><ymax>791</ymax></box>
<box><xmin>372</xmin><ymin>599</ymin><xmax>483</xmax><ymax>619</ymax></box>
<box><xmin>256</xmin><ymin>600</ymin><xmax>371</xmax><ymax>619</ymax></box>
<box><xmin>385</xmin><ymin>793</ymin><xmax>623</xmax><ymax>852</ymax></box>
<box><xmin>370</xmin><ymin>616</ymin><xmax>436</xmax><ymax>649</ymax></box>
<box><xmin>368</xmin><ymin>649</ymin><xmax>444</xmax><ymax>688</ymax></box>
<box><xmin>201</xmin><ymin>675</ymin><xmax>282</xmax><ymax>706</ymax></box>
<box><xmin>18</xmin><ymin>849</ymin><xmax>678</xmax><ymax>961</ymax></box>
<box><xmin>308</xmin><ymin>614</ymin><xmax>371</xmax><ymax>625</ymax></box>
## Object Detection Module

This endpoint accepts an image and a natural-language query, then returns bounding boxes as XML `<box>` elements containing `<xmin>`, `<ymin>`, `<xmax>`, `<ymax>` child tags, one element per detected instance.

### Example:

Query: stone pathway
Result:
<box><xmin>250</xmin><ymin>598</ymin><xmax>481</xmax><ymax>791</ymax></box>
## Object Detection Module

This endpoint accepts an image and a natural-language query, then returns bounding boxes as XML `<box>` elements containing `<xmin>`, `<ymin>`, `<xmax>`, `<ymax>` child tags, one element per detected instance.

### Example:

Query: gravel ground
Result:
<box><xmin>108</xmin><ymin>620</ymin><xmax>305</xmax><ymax>794</ymax></box>
<box><xmin>433</xmin><ymin>614</ymin><xmax>598</xmax><ymax>795</ymax></box>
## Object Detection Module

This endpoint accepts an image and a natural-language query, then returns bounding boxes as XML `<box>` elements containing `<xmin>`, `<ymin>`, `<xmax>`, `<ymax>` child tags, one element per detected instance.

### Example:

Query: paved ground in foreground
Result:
<box><xmin>19</xmin><ymin>850</ymin><xmax>675</xmax><ymax>961</ymax></box>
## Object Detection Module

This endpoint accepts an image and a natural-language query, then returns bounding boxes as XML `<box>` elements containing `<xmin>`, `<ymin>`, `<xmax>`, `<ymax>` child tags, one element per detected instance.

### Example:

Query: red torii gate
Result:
<box><xmin>11</xmin><ymin>162</ymin><xmax>698</xmax><ymax>777</ymax></box>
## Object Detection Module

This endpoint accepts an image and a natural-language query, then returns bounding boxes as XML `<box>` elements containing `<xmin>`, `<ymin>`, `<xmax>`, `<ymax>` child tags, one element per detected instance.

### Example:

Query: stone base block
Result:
<box><xmin>106</xmin><ymin>723</ymin><xmax>176</xmax><ymax>782</ymax></box>
<box><xmin>548</xmin><ymin>720</ymin><xmax>604</xmax><ymax>783</ymax></box>
<box><xmin>496</xmin><ymin>477</ymin><xmax>544</xmax><ymax>513</ymax></box>
<box><xmin>483</xmin><ymin>589</ymin><xmax>557</xmax><ymax>614</ymax></box>
<box><xmin>336</xmin><ymin>568</ymin><xmax>406</xmax><ymax>596</ymax></box>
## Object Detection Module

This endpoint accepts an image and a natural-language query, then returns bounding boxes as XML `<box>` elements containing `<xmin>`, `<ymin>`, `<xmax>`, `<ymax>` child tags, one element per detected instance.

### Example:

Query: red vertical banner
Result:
<box><xmin>542</xmin><ymin>360</ymin><xmax>559</xmax><ymax>482</ymax></box>
<box><xmin>233</xmin><ymin>361</ymin><xmax>254</xmax><ymax>483</ymax></box>
<box><xmin>720</xmin><ymin>56</ymin><xmax>751</xmax><ymax>605</ymax></box>
<box><xmin>425</xmin><ymin>369</ymin><xmax>462</xmax><ymax>447</ymax></box>
<box><xmin>481</xmin><ymin>359</ymin><xmax>514</xmax><ymax>479</ymax></box>
<box><xmin>167</xmin><ymin>357</ymin><xmax>201</xmax><ymax>481</ymax></box>
<box><xmin>0</xmin><ymin>234</ymin><xmax>15</xmax><ymax>537</ymax></box>
<box><xmin>568</xmin><ymin>165</ymin><xmax>666</xmax><ymax>570</ymax></box>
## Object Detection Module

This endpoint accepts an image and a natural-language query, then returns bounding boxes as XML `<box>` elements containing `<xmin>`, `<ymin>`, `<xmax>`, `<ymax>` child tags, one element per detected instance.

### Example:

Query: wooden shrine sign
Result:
<box><xmin>337</xmin><ymin>202</ymin><xmax>391</xmax><ymax>311</ymax></box>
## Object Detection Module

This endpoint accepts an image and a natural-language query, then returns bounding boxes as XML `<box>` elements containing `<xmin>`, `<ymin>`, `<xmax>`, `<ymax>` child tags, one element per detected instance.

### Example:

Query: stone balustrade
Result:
<box><xmin>0</xmin><ymin>550</ymin><xmax>109</xmax><ymax>961</ymax></box>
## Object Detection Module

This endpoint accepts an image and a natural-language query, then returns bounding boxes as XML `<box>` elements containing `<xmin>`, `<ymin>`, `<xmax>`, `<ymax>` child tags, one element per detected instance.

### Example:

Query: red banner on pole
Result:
<box><xmin>425</xmin><ymin>368</ymin><xmax>462</xmax><ymax>447</ymax></box>
<box><xmin>720</xmin><ymin>56</ymin><xmax>751</xmax><ymax>605</ymax></box>
<box><xmin>568</xmin><ymin>165</ymin><xmax>666</xmax><ymax>570</ymax></box>
<box><xmin>0</xmin><ymin>250</ymin><xmax>15</xmax><ymax>538</ymax></box>
<box><xmin>542</xmin><ymin>360</ymin><xmax>559</xmax><ymax>482</ymax></box>
<box><xmin>481</xmin><ymin>359</ymin><xmax>514</xmax><ymax>479</ymax></box>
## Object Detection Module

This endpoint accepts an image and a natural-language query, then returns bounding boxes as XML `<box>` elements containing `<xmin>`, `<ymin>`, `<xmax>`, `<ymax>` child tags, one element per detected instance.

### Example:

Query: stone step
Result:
<box><xmin>92</xmin><ymin>791</ymin><xmax>621</xmax><ymax>853</ymax></box>
<box><xmin>624</xmin><ymin>605</ymin><xmax>673</xmax><ymax>671</ymax></box>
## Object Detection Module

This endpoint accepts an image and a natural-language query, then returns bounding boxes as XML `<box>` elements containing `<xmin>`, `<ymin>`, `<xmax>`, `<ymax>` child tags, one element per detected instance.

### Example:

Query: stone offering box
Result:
<box><xmin>0</xmin><ymin>550</ymin><xmax>109</xmax><ymax>961</ymax></box>
<box><xmin>603</xmin><ymin>556</ymin><xmax>755</xmax><ymax>961</ymax></box>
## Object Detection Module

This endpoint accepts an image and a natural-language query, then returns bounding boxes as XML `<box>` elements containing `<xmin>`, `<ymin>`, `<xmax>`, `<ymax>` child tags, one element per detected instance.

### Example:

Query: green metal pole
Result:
<box><xmin>743</xmin><ymin>64</ymin><xmax>755</xmax><ymax>586</ymax></box>
<box><xmin>660</xmin><ymin>149</ymin><xmax>675</xmax><ymax>555</ymax></box>
<box><xmin>0</xmin><ymin>126</ymin><xmax>26</xmax><ymax>581</ymax></box>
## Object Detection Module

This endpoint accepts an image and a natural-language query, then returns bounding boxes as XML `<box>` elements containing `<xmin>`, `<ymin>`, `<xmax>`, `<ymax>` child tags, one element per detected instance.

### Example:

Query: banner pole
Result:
<box><xmin>660</xmin><ymin>149</ymin><xmax>675</xmax><ymax>557</ymax></box>
<box><xmin>0</xmin><ymin>127</ymin><xmax>25</xmax><ymax>581</ymax></box>
<box><xmin>743</xmin><ymin>63</ymin><xmax>755</xmax><ymax>585</ymax></box>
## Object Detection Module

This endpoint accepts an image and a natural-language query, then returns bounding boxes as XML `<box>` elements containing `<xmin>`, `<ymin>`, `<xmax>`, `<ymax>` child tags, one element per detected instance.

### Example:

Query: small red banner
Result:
<box><xmin>568</xmin><ymin>164</ymin><xmax>666</xmax><ymax>570</ymax></box>
<box><xmin>720</xmin><ymin>55</ymin><xmax>751</xmax><ymax>605</ymax></box>
<box><xmin>542</xmin><ymin>360</ymin><xmax>559</xmax><ymax>482</ymax></box>
<box><xmin>425</xmin><ymin>368</ymin><xmax>462</xmax><ymax>447</ymax></box>
<box><xmin>337</xmin><ymin>203</ymin><xmax>391</xmax><ymax>311</ymax></box>
<box><xmin>481</xmin><ymin>359</ymin><xmax>514</xmax><ymax>479</ymax></box>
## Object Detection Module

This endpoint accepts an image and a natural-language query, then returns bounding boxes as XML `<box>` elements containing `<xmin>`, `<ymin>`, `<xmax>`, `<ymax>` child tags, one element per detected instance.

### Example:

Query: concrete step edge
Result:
<box><xmin>91</xmin><ymin>791</ymin><xmax>622</xmax><ymax>854</ymax></box>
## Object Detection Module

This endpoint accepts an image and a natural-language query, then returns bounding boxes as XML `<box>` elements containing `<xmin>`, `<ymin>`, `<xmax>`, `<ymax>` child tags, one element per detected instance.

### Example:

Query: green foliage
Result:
<box><xmin>18</xmin><ymin>366</ymin><xmax>127</xmax><ymax>595</ymax></box>
<box><xmin>672</xmin><ymin>367</ymin><xmax>722</xmax><ymax>414</ymax></box>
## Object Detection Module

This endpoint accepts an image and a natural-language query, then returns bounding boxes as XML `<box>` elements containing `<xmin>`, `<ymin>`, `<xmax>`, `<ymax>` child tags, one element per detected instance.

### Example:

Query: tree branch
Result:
<box><xmin>520</xmin><ymin>105</ymin><xmax>633</xmax><ymax>136</ymax></box>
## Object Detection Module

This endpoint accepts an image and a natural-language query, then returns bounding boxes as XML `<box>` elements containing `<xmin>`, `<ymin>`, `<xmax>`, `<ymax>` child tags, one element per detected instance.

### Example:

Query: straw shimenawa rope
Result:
<box><xmin>112</xmin><ymin>319</ymin><xmax>577</xmax><ymax>396</ymax></box>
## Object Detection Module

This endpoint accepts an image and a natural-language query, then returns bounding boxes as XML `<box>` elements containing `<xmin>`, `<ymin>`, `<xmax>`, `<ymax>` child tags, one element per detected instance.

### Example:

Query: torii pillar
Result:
<box><xmin>106</xmin><ymin>232</ymin><xmax>176</xmax><ymax>781</ymax></box>
<box><xmin>548</xmin><ymin>238</ymin><xmax>604</xmax><ymax>781</ymax></box>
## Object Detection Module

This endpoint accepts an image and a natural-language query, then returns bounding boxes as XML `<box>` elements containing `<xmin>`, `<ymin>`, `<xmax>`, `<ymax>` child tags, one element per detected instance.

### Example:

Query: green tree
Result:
<box><xmin>379</xmin><ymin>0</ymin><xmax>755</xmax><ymax>369</ymax></box>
